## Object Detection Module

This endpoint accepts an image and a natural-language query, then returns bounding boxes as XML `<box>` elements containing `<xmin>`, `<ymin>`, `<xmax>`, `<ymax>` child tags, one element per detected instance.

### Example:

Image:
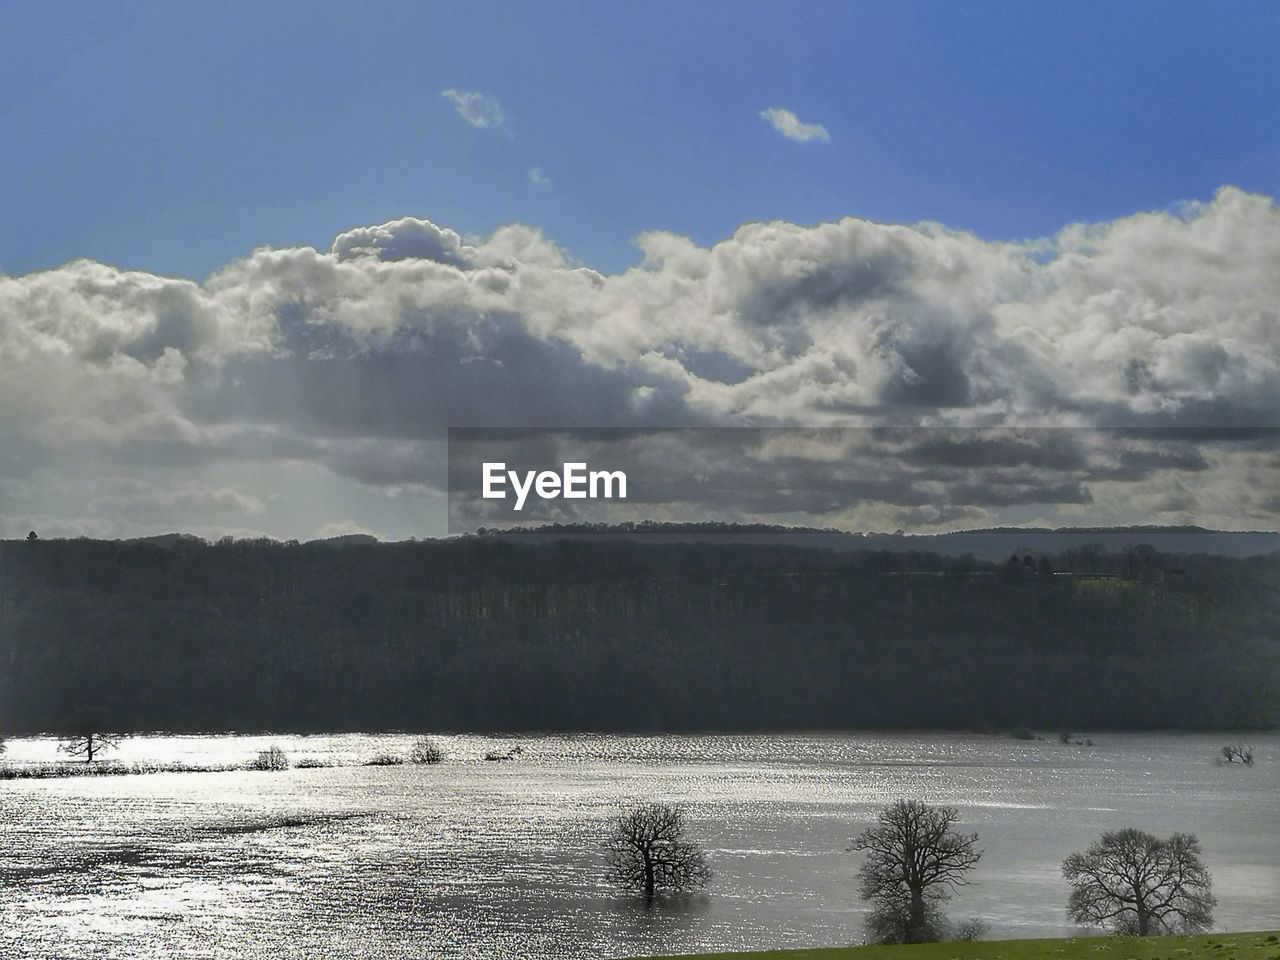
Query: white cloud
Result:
<box><xmin>2</xmin><ymin>187</ymin><xmax>1278</xmax><ymax>536</ymax></box>
<box><xmin>528</xmin><ymin>166</ymin><xmax>551</xmax><ymax>187</ymax></box>
<box><xmin>331</xmin><ymin>217</ymin><xmax>474</xmax><ymax>265</ymax></box>
<box><xmin>441</xmin><ymin>89</ymin><xmax>506</xmax><ymax>130</ymax></box>
<box><xmin>760</xmin><ymin>106</ymin><xmax>830</xmax><ymax>143</ymax></box>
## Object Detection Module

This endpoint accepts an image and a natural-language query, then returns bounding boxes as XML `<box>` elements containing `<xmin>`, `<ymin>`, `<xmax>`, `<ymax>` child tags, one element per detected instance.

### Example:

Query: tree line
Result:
<box><xmin>0</xmin><ymin>536</ymin><xmax>1276</xmax><ymax>733</ymax></box>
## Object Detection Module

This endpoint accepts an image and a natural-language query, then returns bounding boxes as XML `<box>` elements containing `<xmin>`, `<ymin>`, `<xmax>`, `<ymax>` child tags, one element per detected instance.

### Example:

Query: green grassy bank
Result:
<box><xmin>647</xmin><ymin>931</ymin><xmax>1280</xmax><ymax>960</ymax></box>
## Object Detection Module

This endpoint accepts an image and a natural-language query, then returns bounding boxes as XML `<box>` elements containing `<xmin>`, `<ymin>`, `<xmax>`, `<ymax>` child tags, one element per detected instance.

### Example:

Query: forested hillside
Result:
<box><xmin>0</xmin><ymin>536</ymin><xmax>1276</xmax><ymax>733</ymax></box>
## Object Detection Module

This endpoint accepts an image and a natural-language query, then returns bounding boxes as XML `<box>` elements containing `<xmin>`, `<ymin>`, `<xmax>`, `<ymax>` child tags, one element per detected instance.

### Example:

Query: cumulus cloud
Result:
<box><xmin>441</xmin><ymin>89</ymin><xmax>506</xmax><ymax>130</ymax></box>
<box><xmin>330</xmin><ymin>218</ymin><xmax>475</xmax><ymax>266</ymax></box>
<box><xmin>760</xmin><ymin>107</ymin><xmax>830</xmax><ymax>143</ymax></box>
<box><xmin>528</xmin><ymin>166</ymin><xmax>551</xmax><ymax>187</ymax></box>
<box><xmin>2</xmin><ymin>187</ymin><xmax>1278</xmax><ymax>537</ymax></box>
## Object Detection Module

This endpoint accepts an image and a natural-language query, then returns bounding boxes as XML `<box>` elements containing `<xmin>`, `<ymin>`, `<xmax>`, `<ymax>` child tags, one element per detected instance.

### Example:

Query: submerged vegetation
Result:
<box><xmin>605</xmin><ymin>802</ymin><xmax>712</xmax><ymax>901</ymax></box>
<box><xmin>851</xmin><ymin>800</ymin><xmax>982</xmax><ymax>943</ymax></box>
<box><xmin>246</xmin><ymin>744</ymin><xmax>290</xmax><ymax>771</ymax></box>
<box><xmin>409</xmin><ymin>736</ymin><xmax>445</xmax><ymax>764</ymax></box>
<box><xmin>1219</xmin><ymin>744</ymin><xmax>1255</xmax><ymax>765</ymax></box>
<box><xmin>0</xmin><ymin>760</ymin><xmax>242</xmax><ymax>779</ymax></box>
<box><xmin>0</xmin><ymin>737</ymin><xmax>461</xmax><ymax>777</ymax></box>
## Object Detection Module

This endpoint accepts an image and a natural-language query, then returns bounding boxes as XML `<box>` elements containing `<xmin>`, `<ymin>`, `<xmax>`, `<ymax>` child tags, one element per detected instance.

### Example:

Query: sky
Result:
<box><xmin>1</xmin><ymin>2</ymin><xmax>1278</xmax><ymax>540</ymax></box>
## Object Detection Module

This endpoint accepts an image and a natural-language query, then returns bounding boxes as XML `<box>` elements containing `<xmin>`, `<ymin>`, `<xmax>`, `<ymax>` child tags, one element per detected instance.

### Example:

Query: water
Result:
<box><xmin>1</xmin><ymin>732</ymin><xmax>1276</xmax><ymax>959</ymax></box>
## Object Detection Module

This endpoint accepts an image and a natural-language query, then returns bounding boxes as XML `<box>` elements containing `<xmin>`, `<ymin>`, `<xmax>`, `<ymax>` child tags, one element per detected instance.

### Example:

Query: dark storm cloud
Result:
<box><xmin>894</xmin><ymin>432</ymin><xmax>1092</xmax><ymax>471</ymax></box>
<box><xmin>185</xmin><ymin>321</ymin><xmax>697</xmax><ymax>441</ymax></box>
<box><xmin>446</xmin><ymin>427</ymin><xmax>1267</xmax><ymax>531</ymax></box>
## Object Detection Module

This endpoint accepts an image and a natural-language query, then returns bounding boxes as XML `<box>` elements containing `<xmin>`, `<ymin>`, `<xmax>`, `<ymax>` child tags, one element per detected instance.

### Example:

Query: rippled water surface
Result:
<box><xmin>1</xmin><ymin>732</ymin><xmax>1277</xmax><ymax>959</ymax></box>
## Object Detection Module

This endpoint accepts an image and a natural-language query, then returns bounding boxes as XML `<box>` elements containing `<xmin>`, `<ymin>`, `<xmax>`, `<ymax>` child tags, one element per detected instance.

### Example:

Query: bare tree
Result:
<box><xmin>58</xmin><ymin>708</ymin><xmax>123</xmax><ymax>764</ymax></box>
<box><xmin>59</xmin><ymin>730</ymin><xmax>122</xmax><ymax>763</ymax></box>
<box><xmin>605</xmin><ymin>803</ymin><xmax>711</xmax><ymax>902</ymax></box>
<box><xmin>1219</xmin><ymin>744</ymin><xmax>1254</xmax><ymax>765</ymax></box>
<box><xmin>954</xmin><ymin>917</ymin><xmax>990</xmax><ymax>941</ymax></box>
<box><xmin>1063</xmin><ymin>828</ymin><xmax>1215</xmax><ymax>935</ymax></box>
<box><xmin>851</xmin><ymin>799</ymin><xmax>983</xmax><ymax>943</ymax></box>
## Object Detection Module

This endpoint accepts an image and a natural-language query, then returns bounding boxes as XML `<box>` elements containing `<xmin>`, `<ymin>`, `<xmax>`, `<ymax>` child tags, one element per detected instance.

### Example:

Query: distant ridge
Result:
<box><xmin>12</xmin><ymin>524</ymin><xmax>1278</xmax><ymax>560</ymax></box>
<box><xmin>305</xmin><ymin>534</ymin><xmax>380</xmax><ymax>548</ymax></box>
<box><xmin>478</xmin><ymin>522</ymin><xmax>1280</xmax><ymax>560</ymax></box>
<box><xmin>120</xmin><ymin>533</ymin><xmax>207</xmax><ymax>549</ymax></box>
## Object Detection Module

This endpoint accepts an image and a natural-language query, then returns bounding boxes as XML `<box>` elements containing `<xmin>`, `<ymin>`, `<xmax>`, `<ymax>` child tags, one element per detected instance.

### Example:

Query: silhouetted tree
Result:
<box><xmin>605</xmin><ymin>803</ymin><xmax>711</xmax><ymax>902</ymax></box>
<box><xmin>1063</xmin><ymin>828</ymin><xmax>1215</xmax><ymax>935</ymax></box>
<box><xmin>1219</xmin><ymin>744</ymin><xmax>1254</xmax><ymax>765</ymax></box>
<box><xmin>59</xmin><ymin>715</ymin><xmax>122</xmax><ymax>764</ymax></box>
<box><xmin>25</xmin><ymin>530</ymin><xmax>37</xmax><ymax>541</ymax></box>
<box><xmin>851</xmin><ymin>800</ymin><xmax>983</xmax><ymax>943</ymax></box>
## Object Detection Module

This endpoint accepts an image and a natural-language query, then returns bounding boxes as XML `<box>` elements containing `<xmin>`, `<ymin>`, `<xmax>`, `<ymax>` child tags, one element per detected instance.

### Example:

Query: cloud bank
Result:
<box><xmin>1</xmin><ymin>188</ymin><xmax>1277</xmax><ymax>538</ymax></box>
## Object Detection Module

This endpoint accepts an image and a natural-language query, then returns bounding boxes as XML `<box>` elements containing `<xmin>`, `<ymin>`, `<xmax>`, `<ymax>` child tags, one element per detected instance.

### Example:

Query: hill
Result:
<box><xmin>480</xmin><ymin>523</ymin><xmax>1280</xmax><ymax>560</ymax></box>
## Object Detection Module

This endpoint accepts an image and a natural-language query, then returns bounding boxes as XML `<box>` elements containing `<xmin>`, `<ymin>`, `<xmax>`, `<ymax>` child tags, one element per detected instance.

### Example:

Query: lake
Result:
<box><xmin>1</xmin><ymin>732</ymin><xmax>1276</xmax><ymax>959</ymax></box>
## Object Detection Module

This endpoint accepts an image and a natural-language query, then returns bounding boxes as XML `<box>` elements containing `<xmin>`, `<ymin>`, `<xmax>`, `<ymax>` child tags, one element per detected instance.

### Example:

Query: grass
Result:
<box><xmin>644</xmin><ymin>931</ymin><xmax>1280</xmax><ymax>960</ymax></box>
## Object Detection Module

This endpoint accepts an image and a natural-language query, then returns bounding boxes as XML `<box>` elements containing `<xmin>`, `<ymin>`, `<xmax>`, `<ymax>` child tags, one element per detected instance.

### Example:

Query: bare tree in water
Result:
<box><xmin>1219</xmin><ymin>744</ymin><xmax>1254</xmax><ymax>765</ymax></box>
<box><xmin>59</xmin><ymin>709</ymin><xmax>123</xmax><ymax>763</ymax></box>
<box><xmin>1063</xmin><ymin>828</ymin><xmax>1214</xmax><ymax>935</ymax></box>
<box><xmin>605</xmin><ymin>803</ymin><xmax>711</xmax><ymax>902</ymax></box>
<box><xmin>851</xmin><ymin>799</ymin><xmax>983</xmax><ymax>943</ymax></box>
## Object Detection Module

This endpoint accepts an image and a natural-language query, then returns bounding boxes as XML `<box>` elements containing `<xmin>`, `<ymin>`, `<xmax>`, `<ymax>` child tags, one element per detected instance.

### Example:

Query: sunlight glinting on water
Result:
<box><xmin>2</xmin><ymin>731</ymin><xmax>1277</xmax><ymax>959</ymax></box>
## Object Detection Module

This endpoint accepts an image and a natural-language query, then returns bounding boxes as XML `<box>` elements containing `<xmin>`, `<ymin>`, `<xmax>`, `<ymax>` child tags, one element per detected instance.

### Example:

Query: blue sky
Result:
<box><xmin>3</xmin><ymin>2</ymin><xmax>1278</xmax><ymax>280</ymax></box>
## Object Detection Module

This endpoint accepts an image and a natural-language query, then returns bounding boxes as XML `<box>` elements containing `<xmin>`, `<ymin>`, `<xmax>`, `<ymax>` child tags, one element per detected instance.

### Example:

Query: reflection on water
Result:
<box><xmin>1</xmin><ymin>732</ymin><xmax>1277</xmax><ymax>959</ymax></box>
